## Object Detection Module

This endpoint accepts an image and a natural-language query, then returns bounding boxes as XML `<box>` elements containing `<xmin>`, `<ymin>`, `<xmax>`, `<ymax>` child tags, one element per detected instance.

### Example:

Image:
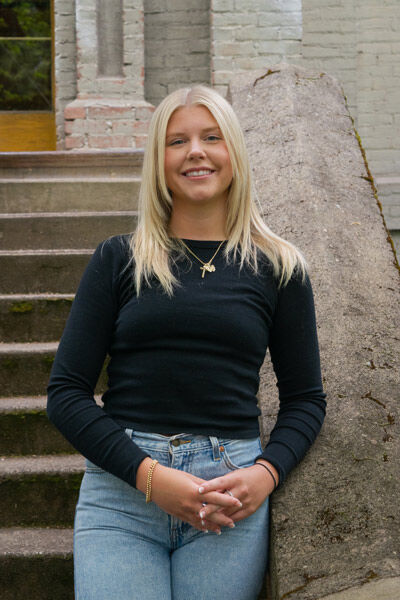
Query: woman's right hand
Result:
<box><xmin>136</xmin><ymin>458</ymin><xmax>241</xmax><ymax>533</ymax></box>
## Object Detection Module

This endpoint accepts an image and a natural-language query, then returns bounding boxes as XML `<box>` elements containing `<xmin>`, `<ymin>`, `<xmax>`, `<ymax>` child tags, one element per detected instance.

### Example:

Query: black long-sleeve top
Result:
<box><xmin>47</xmin><ymin>235</ymin><xmax>326</xmax><ymax>488</ymax></box>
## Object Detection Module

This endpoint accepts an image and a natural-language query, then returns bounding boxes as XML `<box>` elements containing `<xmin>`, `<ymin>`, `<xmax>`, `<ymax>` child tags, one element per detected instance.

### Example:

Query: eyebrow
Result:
<box><xmin>166</xmin><ymin>127</ymin><xmax>222</xmax><ymax>140</ymax></box>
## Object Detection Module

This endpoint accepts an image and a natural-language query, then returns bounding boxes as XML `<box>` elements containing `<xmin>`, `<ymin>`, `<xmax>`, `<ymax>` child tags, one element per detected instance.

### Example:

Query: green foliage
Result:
<box><xmin>0</xmin><ymin>39</ymin><xmax>51</xmax><ymax>110</ymax></box>
<box><xmin>0</xmin><ymin>1</ymin><xmax>52</xmax><ymax>109</ymax></box>
<box><xmin>0</xmin><ymin>1</ymin><xmax>50</xmax><ymax>37</ymax></box>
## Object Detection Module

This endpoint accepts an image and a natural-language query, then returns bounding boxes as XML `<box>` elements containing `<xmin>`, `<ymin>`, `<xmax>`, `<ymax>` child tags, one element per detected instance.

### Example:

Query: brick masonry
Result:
<box><xmin>64</xmin><ymin>99</ymin><xmax>154</xmax><ymax>150</ymax></box>
<box><xmin>54</xmin><ymin>0</ymin><xmax>77</xmax><ymax>151</ymax></box>
<box><xmin>61</xmin><ymin>0</ymin><xmax>154</xmax><ymax>151</ymax></box>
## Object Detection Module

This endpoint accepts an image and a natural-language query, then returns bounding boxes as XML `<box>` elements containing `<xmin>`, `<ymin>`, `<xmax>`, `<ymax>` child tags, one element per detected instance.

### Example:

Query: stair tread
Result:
<box><xmin>0</xmin><ymin>249</ymin><xmax>94</xmax><ymax>256</ymax></box>
<box><xmin>0</xmin><ymin>293</ymin><xmax>75</xmax><ymax>300</ymax></box>
<box><xmin>0</xmin><ymin>175</ymin><xmax>141</xmax><ymax>183</ymax></box>
<box><xmin>0</xmin><ymin>148</ymin><xmax>144</xmax><ymax>167</ymax></box>
<box><xmin>0</xmin><ymin>454</ymin><xmax>84</xmax><ymax>475</ymax></box>
<box><xmin>0</xmin><ymin>396</ymin><xmax>48</xmax><ymax>411</ymax></box>
<box><xmin>0</xmin><ymin>342</ymin><xmax>58</xmax><ymax>353</ymax></box>
<box><xmin>0</xmin><ymin>527</ymin><xmax>73</xmax><ymax>555</ymax></box>
<box><xmin>0</xmin><ymin>211</ymin><xmax>137</xmax><ymax>219</ymax></box>
<box><xmin>0</xmin><ymin>395</ymin><xmax>102</xmax><ymax>412</ymax></box>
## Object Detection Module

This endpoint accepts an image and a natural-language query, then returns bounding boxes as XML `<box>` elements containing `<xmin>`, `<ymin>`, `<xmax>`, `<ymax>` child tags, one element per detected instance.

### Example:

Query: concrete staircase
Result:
<box><xmin>0</xmin><ymin>150</ymin><xmax>142</xmax><ymax>600</ymax></box>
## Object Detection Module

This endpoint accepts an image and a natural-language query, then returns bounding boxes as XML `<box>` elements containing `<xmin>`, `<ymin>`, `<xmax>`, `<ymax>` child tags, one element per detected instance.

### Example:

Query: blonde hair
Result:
<box><xmin>130</xmin><ymin>85</ymin><xmax>306</xmax><ymax>296</ymax></box>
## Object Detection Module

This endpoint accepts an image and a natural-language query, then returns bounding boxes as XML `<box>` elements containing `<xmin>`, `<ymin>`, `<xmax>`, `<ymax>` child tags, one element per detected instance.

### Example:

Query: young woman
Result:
<box><xmin>47</xmin><ymin>85</ymin><xmax>326</xmax><ymax>599</ymax></box>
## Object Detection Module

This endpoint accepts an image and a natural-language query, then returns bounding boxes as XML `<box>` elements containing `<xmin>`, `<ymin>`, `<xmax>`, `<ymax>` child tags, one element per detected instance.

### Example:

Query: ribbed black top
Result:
<box><xmin>47</xmin><ymin>235</ymin><xmax>326</xmax><ymax>488</ymax></box>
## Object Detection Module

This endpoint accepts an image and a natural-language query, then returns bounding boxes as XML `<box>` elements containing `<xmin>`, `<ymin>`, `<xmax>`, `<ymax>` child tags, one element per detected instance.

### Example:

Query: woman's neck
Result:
<box><xmin>168</xmin><ymin>203</ymin><xmax>227</xmax><ymax>241</ymax></box>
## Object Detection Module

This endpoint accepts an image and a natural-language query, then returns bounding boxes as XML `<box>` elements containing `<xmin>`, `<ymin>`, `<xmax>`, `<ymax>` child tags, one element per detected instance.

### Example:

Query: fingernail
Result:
<box><xmin>200</xmin><ymin>511</ymin><xmax>205</xmax><ymax>519</ymax></box>
<box><xmin>237</xmin><ymin>501</ymin><xmax>242</xmax><ymax>507</ymax></box>
<box><xmin>216</xmin><ymin>530</ymin><xmax>222</xmax><ymax>535</ymax></box>
<box><xmin>201</xmin><ymin>519</ymin><xmax>205</xmax><ymax>527</ymax></box>
<box><xmin>204</xmin><ymin>530</ymin><xmax>209</xmax><ymax>534</ymax></box>
<box><xmin>229</xmin><ymin>523</ymin><xmax>235</xmax><ymax>528</ymax></box>
<box><xmin>198</xmin><ymin>486</ymin><xmax>205</xmax><ymax>494</ymax></box>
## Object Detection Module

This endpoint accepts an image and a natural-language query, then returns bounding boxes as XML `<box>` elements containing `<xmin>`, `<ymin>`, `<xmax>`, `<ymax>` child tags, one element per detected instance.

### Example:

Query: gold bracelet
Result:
<box><xmin>145</xmin><ymin>459</ymin><xmax>159</xmax><ymax>503</ymax></box>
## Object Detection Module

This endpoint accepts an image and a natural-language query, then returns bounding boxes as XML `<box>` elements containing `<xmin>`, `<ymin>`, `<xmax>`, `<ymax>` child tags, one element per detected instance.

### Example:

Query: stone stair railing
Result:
<box><xmin>229</xmin><ymin>63</ymin><xmax>400</xmax><ymax>600</ymax></box>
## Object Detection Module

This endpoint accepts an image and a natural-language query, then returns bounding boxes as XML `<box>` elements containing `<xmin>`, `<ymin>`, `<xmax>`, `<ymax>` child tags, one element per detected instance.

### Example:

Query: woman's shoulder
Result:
<box><xmin>84</xmin><ymin>235</ymin><xmax>132</xmax><ymax>288</ymax></box>
<box><xmin>96</xmin><ymin>233</ymin><xmax>130</xmax><ymax>255</ymax></box>
<box><xmin>93</xmin><ymin>234</ymin><xmax>131</xmax><ymax>266</ymax></box>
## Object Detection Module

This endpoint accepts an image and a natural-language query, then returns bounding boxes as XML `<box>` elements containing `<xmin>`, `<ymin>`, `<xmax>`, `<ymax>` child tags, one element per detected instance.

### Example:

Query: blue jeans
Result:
<box><xmin>74</xmin><ymin>429</ymin><xmax>269</xmax><ymax>600</ymax></box>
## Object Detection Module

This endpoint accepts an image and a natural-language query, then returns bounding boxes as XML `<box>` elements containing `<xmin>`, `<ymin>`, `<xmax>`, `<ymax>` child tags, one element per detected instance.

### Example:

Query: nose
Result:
<box><xmin>187</xmin><ymin>137</ymin><xmax>206</xmax><ymax>159</ymax></box>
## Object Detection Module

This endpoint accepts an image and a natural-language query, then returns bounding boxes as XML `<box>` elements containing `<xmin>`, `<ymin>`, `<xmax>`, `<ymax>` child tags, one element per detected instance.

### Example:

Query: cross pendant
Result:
<box><xmin>200</xmin><ymin>263</ymin><xmax>216</xmax><ymax>278</ymax></box>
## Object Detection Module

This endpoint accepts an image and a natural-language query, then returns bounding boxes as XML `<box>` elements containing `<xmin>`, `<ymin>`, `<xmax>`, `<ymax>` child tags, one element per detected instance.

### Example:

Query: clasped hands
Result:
<box><xmin>140</xmin><ymin>458</ymin><xmax>277</xmax><ymax>535</ymax></box>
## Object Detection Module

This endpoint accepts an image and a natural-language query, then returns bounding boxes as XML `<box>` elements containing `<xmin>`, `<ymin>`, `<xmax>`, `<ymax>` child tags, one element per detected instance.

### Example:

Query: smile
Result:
<box><xmin>182</xmin><ymin>169</ymin><xmax>215</xmax><ymax>177</ymax></box>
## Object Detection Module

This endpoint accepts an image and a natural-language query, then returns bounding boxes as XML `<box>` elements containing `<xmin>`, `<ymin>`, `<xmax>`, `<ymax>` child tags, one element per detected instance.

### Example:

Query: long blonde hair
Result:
<box><xmin>130</xmin><ymin>85</ymin><xmax>306</xmax><ymax>296</ymax></box>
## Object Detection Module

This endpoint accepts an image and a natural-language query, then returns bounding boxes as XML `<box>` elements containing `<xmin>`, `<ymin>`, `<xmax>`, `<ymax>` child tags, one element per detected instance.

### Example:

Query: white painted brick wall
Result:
<box><xmin>144</xmin><ymin>0</ymin><xmax>210</xmax><ymax>106</ymax></box>
<box><xmin>210</xmin><ymin>0</ymin><xmax>302</xmax><ymax>95</ymax></box>
<box><xmin>300</xmin><ymin>0</ymin><xmax>400</xmax><ymax>234</ymax></box>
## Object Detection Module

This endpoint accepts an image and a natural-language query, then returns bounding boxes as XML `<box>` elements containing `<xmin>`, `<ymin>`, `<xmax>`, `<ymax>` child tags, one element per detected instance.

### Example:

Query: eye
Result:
<box><xmin>168</xmin><ymin>138</ymin><xmax>185</xmax><ymax>146</ymax></box>
<box><xmin>205</xmin><ymin>134</ymin><xmax>221</xmax><ymax>142</ymax></box>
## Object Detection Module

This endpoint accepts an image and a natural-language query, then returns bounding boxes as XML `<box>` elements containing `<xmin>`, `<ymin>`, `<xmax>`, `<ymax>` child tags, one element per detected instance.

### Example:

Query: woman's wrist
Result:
<box><xmin>136</xmin><ymin>457</ymin><xmax>156</xmax><ymax>494</ymax></box>
<box><xmin>253</xmin><ymin>459</ymin><xmax>279</xmax><ymax>489</ymax></box>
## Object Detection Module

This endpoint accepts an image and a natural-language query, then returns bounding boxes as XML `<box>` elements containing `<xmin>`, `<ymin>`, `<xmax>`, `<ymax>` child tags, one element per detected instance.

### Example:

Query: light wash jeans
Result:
<box><xmin>74</xmin><ymin>429</ymin><xmax>269</xmax><ymax>600</ymax></box>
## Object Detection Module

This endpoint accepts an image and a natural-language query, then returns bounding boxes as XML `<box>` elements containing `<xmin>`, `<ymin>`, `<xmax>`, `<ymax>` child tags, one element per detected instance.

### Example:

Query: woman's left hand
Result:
<box><xmin>197</xmin><ymin>462</ymin><xmax>277</xmax><ymax>524</ymax></box>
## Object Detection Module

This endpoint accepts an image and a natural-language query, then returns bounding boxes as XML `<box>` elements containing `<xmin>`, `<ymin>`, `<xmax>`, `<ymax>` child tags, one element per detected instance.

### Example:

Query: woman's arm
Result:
<box><xmin>47</xmin><ymin>237</ymin><xmax>151</xmax><ymax>488</ymax></box>
<box><xmin>256</xmin><ymin>270</ymin><xmax>327</xmax><ymax>487</ymax></box>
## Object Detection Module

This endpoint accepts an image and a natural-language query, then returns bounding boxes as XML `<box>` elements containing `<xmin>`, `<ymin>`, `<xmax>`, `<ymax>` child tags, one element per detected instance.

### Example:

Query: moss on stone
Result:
<box><xmin>9</xmin><ymin>302</ymin><xmax>33</xmax><ymax>314</ymax></box>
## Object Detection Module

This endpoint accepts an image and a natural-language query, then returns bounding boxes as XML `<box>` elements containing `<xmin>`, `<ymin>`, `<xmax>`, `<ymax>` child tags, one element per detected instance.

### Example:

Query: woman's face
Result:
<box><xmin>164</xmin><ymin>104</ymin><xmax>233</xmax><ymax>209</ymax></box>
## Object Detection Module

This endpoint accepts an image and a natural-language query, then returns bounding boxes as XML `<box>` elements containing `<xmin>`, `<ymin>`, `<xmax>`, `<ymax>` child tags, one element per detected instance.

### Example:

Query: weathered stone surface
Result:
<box><xmin>0</xmin><ymin>396</ymin><xmax>104</xmax><ymax>455</ymax></box>
<box><xmin>0</xmin><ymin>211</ymin><xmax>137</xmax><ymax>250</ymax></box>
<box><xmin>0</xmin><ymin>180</ymin><xmax>140</xmax><ymax>213</ymax></box>
<box><xmin>0</xmin><ymin>343</ymin><xmax>107</xmax><ymax>396</ymax></box>
<box><xmin>0</xmin><ymin>455</ymin><xmax>84</xmax><ymax>527</ymax></box>
<box><xmin>229</xmin><ymin>63</ymin><xmax>400</xmax><ymax>599</ymax></box>
<box><xmin>0</xmin><ymin>401</ymin><xmax>76</xmax><ymax>455</ymax></box>
<box><xmin>0</xmin><ymin>294</ymin><xmax>74</xmax><ymax>343</ymax></box>
<box><xmin>0</xmin><ymin>251</ymin><xmax>92</xmax><ymax>294</ymax></box>
<box><xmin>0</xmin><ymin>528</ymin><xmax>73</xmax><ymax>600</ymax></box>
<box><xmin>320</xmin><ymin>576</ymin><xmax>400</xmax><ymax>599</ymax></box>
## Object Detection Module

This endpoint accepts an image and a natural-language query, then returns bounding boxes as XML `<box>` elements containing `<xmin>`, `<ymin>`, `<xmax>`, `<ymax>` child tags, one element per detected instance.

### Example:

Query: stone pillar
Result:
<box><xmin>64</xmin><ymin>0</ymin><xmax>154</xmax><ymax>150</ymax></box>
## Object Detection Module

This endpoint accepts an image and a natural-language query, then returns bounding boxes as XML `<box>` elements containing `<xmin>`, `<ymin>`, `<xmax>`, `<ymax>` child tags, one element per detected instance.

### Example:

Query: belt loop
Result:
<box><xmin>210</xmin><ymin>436</ymin><xmax>221</xmax><ymax>461</ymax></box>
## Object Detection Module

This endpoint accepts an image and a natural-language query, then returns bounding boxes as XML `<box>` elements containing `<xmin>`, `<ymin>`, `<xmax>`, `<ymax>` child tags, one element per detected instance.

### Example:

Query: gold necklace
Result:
<box><xmin>178</xmin><ymin>238</ymin><xmax>226</xmax><ymax>278</ymax></box>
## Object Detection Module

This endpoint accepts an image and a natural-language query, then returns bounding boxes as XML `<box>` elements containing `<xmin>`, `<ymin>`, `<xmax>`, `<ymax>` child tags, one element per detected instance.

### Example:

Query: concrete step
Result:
<box><xmin>0</xmin><ymin>249</ymin><xmax>93</xmax><ymax>294</ymax></box>
<box><xmin>0</xmin><ymin>454</ymin><xmax>84</xmax><ymax>527</ymax></box>
<box><xmin>0</xmin><ymin>396</ymin><xmax>102</xmax><ymax>455</ymax></box>
<box><xmin>0</xmin><ymin>211</ymin><xmax>137</xmax><ymax>250</ymax></box>
<box><xmin>0</xmin><ymin>148</ymin><xmax>144</xmax><ymax>178</ymax></box>
<box><xmin>0</xmin><ymin>527</ymin><xmax>73</xmax><ymax>600</ymax></box>
<box><xmin>0</xmin><ymin>397</ymin><xmax>76</xmax><ymax>455</ymax></box>
<box><xmin>0</xmin><ymin>342</ymin><xmax>58</xmax><ymax>397</ymax></box>
<box><xmin>0</xmin><ymin>178</ymin><xmax>141</xmax><ymax>213</ymax></box>
<box><xmin>0</xmin><ymin>294</ymin><xmax>74</xmax><ymax>343</ymax></box>
<box><xmin>0</xmin><ymin>342</ymin><xmax>107</xmax><ymax>397</ymax></box>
